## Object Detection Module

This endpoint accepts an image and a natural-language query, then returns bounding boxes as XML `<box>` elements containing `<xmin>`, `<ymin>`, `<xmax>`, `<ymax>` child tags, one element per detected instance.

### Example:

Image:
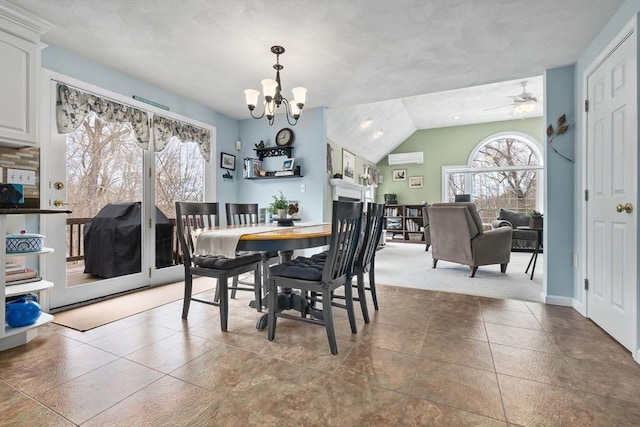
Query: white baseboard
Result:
<box><xmin>540</xmin><ymin>292</ymin><xmax>574</xmax><ymax>307</ymax></box>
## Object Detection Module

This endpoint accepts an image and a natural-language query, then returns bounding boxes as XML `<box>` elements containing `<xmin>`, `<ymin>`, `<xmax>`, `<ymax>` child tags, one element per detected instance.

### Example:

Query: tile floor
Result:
<box><xmin>1</xmin><ymin>282</ymin><xmax>639</xmax><ymax>426</ymax></box>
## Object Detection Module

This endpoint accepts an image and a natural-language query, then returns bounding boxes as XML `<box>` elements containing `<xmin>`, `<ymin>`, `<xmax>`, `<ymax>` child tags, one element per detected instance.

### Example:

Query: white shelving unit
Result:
<box><xmin>1</xmin><ymin>211</ymin><xmax>67</xmax><ymax>352</ymax></box>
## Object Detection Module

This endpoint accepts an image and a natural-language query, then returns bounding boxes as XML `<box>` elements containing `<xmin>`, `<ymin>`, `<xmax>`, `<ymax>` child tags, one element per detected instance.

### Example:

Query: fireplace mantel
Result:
<box><xmin>329</xmin><ymin>178</ymin><xmax>368</xmax><ymax>201</ymax></box>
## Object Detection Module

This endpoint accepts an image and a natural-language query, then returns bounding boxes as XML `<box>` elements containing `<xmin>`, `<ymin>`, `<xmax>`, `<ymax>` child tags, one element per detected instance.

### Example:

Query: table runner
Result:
<box><xmin>194</xmin><ymin>222</ymin><xmax>321</xmax><ymax>258</ymax></box>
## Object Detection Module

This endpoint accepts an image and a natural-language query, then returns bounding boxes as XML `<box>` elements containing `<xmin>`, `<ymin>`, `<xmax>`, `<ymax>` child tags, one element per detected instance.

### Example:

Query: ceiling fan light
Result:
<box><xmin>514</xmin><ymin>102</ymin><xmax>534</xmax><ymax>114</ymax></box>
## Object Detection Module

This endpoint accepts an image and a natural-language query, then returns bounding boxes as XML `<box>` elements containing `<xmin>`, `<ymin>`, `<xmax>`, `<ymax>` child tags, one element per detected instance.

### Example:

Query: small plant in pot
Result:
<box><xmin>529</xmin><ymin>210</ymin><xmax>543</xmax><ymax>228</ymax></box>
<box><xmin>269</xmin><ymin>191</ymin><xmax>289</xmax><ymax>219</ymax></box>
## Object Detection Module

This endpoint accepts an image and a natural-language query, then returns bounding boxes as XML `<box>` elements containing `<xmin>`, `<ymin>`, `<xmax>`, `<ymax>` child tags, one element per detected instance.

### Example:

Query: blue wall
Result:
<box><xmin>543</xmin><ymin>66</ymin><xmax>575</xmax><ymax>299</ymax></box>
<box><xmin>236</xmin><ymin>108</ymin><xmax>328</xmax><ymax>223</ymax></box>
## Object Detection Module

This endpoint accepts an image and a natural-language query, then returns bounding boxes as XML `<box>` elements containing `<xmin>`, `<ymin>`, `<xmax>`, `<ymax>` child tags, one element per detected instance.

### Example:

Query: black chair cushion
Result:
<box><xmin>194</xmin><ymin>252</ymin><xmax>261</xmax><ymax>270</ymax></box>
<box><xmin>270</xmin><ymin>257</ymin><xmax>324</xmax><ymax>280</ymax></box>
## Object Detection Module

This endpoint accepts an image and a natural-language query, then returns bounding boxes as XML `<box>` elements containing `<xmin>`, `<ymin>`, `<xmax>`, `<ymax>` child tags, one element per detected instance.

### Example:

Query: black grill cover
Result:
<box><xmin>83</xmin><ymin>202</ymin><xmax>173</xmax><ymax>278</ymax></box>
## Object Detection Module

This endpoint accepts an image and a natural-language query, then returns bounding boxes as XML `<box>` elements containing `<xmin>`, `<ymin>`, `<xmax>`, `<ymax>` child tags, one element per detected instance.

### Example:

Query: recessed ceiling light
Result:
<box><xmin>361</xmin><ymin>118</ymin><xmax>372</xmax><ymax>128</ymax></box>
<box><xmin>452</xmin><ymin>115</ymin><xmax>461</xmax><ymax>120</ymax></box>
<box><xmin>374</xmin><ymin>129</ymin><xmax>384</xmax><ymax>138</ymax></box>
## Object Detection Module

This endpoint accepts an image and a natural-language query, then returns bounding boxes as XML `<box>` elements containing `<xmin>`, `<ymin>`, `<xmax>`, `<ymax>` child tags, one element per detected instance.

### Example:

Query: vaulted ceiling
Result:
<box><xmin>10</xmin><ymin>0</ymin><xmax>624</xmax><ymax>162</ymax></box>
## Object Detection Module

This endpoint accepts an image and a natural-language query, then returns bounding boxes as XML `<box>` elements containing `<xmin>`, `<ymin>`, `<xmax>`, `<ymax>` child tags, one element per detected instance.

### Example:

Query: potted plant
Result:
<box><xmin>269</xmin><ymin>191</ymin><xmax>289</xmax><ymax>219</ymax></box>
<box><xmin>529</xmin><ymin>210</ymin><xmax>543</xmax><ymax>228</ymax></box>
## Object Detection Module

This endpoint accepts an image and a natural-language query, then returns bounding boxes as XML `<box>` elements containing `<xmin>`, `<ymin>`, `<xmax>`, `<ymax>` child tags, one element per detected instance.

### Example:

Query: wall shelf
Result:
<box><xmin>253</xmin><ymin>146</ymin><xmax>293</xmax><ymax>160</ymax></box>
<box><xmin>245</xmin><ymin>174</ymin><xmax>303</xmax><ymax>180</ymax></box>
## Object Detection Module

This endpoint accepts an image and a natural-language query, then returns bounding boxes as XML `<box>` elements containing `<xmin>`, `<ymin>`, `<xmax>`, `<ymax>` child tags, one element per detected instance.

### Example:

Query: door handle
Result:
<box><xmin>53</xmin><ymin>199</ymin><xmax>69</xmax><ymax>207</ymax></box>
<box><xmin>616</xmin><ymin>203</ymin><xmax>633</xmax><ymax>214</ymax></box>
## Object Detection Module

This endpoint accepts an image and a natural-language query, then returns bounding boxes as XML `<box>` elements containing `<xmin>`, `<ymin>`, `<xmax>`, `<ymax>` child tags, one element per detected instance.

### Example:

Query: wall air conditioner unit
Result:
<box><xmin>387</xmin><ymin>152</ymin><xmax>424</xmax><ymax>165</ymax></box>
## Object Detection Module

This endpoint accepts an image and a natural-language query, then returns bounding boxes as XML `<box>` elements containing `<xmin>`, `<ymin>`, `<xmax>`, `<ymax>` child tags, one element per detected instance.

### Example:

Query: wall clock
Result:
<box><xmin>276</xmin><ymin>128</ymin><xmax>294</xmax><ymax>146</ymax></box>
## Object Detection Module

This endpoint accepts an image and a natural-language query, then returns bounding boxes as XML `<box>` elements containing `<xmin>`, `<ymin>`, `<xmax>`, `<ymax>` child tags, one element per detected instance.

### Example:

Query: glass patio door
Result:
<box><xmin>40</xmin><ymin>75</ymin><xmax>211</xmax><ymax>310</ymax></box>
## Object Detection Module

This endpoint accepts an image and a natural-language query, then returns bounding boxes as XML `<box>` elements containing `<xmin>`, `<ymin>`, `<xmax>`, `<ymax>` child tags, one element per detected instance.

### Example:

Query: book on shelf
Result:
<box><xmin>274</xmin><ymin>170</ymin><xmax>294</xmax><ymax>176</ymax></box>
<box><xmin>5</xmin><ymin>276</ymin><xmax>43</xmax><ymax>286</ymax></box>
<box><xmin>243</xmin><ymin>158</ymin><xmax>262</xmax><ymax>178</ymax></box>
<box><xmin>6</xmin><ymin>267</ymin><xmax>39</xmax><ymax>282</ymax></box>
<box><xmin>5</xmin><ymin>262</ymin><xmax>26</xmax><ymax>274</ymax></box>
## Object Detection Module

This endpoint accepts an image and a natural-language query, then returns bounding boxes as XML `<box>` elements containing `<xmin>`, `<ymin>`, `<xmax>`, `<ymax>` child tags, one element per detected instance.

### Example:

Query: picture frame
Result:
<box><xmin>408</xmin><ymin>176</ymin><xmax>423</xmax><ymax>189</ymax></box>
<box><xmin>342</xmin><ymin>149</ymin><xmax>356</xmax><ymax>182</ymax></box>
<box><xmin>282</xmin><ymin>157</ymin><xmax>295</xmax><ymax>171</ymax></box>
<box><xmin>392</xmin><ymin>169</ymin><xmax>406</xmax><ymax>181</ymax></box>
<box><xmin>220</xmin><ymin>152</ymin><xmax>236</xmax><ymax>170</ymax></box>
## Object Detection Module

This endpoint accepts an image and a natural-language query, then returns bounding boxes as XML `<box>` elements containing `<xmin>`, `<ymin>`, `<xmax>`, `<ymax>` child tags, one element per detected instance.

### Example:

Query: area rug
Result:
<box><xmin>52</xmin><ymin>278</ymin><xmax>216</xmax><ymax>332</ymax></box>
<box><xmin>375</xmin><ymin>242</ymin><xmax>543</xmax><ymax>302</ymax></box>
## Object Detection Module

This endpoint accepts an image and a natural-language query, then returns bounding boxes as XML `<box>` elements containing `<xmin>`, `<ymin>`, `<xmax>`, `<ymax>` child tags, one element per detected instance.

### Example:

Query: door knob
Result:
<box><xmin>616</xmin><ymin>203</ymin><xmax>633</xmax><ymax>213</ymax></box>
<box><xmin>53</xmin><ymin>199</ymin><xmax>68</xmax><ymax>207</ymax></box>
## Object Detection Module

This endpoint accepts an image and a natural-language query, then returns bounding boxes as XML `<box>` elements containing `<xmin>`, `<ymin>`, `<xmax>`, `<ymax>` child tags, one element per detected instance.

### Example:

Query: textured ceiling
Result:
<box><xmin>9</xmin><ymin>0</ymin><xmax>624</xmax><ymax>162</ymax></box>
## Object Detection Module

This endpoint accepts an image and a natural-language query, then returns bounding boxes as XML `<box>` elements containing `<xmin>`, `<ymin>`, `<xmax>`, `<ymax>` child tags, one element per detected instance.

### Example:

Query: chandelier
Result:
<box><xmin>244</xmin><ymin>45</ymin><xmax>307</xmax><ymax>126</ymax></box>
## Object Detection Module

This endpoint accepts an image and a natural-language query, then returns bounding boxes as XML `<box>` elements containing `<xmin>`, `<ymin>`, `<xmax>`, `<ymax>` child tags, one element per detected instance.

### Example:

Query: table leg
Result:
<box><xmin>525</xmin><ymin>231</ymin><xmax>542</xmax><ymax>280</ymax></box>
<box><xmin>254</xmin><ymin>249</ymin><xmax>322</xmax><ymax>330</ymax></box>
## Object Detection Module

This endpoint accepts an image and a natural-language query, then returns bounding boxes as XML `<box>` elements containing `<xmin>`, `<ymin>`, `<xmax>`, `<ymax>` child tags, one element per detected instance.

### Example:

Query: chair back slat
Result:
<box><xmin>175</xmin><ymin>202</ymin><xmax>220</xmax><ymax>266</ymax></box>
<box><xmin>322</xmin><ymin>201</ymin><xmax>363</xmax><ymax>286</ymax></box>
<box><xmin>355</xmin><ymin>202</ymin><xmax>385</xmax><ymax>270</ymax></box>
<box><xmin>226</xmin><ymin>203</ymin><xmax>259</xmax><ymax>225</ymax></box>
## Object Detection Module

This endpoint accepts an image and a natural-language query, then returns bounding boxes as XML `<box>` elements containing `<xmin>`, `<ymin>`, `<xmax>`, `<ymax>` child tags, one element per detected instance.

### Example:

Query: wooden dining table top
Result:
<box><xmin>237</xmin><ymin>223</ymin><xmax>331</xmax><ymax>241</ymax></box>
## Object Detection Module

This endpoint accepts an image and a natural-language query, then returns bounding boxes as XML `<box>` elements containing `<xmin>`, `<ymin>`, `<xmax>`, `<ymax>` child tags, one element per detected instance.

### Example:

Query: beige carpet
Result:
<box><xmin>52</xmin><ymin>278</ymin><xmax>216</xmax><ymax>331</ymax></box>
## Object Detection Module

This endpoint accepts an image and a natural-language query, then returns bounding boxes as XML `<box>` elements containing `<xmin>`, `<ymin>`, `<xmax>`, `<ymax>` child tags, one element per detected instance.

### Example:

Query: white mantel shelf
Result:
<box><xmin>329</xmin><ymin>178</ymin><xmax>368</xmax><ymax>202</ymax></box>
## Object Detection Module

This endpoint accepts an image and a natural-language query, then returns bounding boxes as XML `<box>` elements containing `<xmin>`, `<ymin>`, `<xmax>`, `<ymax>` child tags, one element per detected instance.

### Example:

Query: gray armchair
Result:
<box><xmin>422</xmin><ymin>205</ymin><xmax>431</xmax><ymax>251</ymax></box>
<box><xmin>491</xmin><ymin>208</ymin><xmax>538</xmax><ymax>252</ymax></box>
<box><xmin>428</xmin><ymin>202</ymin><xmax>512</xmax><ymax>277</ymax></box>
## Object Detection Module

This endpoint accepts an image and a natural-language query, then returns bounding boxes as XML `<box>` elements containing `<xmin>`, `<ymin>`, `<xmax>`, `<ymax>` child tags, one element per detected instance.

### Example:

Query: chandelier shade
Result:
<box><xmin>244</xmin><ymin>45</ymin><xmax>307</xmax><ymax>126</ymax></box>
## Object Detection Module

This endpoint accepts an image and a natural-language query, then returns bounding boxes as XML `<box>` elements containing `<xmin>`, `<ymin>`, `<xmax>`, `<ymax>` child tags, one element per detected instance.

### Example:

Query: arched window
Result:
<box><xmin>443</xmin><ymin>132</ymin><xmax>543</xmax><ymax>223</ymax></box>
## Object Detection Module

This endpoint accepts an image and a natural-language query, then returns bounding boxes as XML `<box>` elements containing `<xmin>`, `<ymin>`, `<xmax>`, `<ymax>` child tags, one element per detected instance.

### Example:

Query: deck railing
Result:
<box><xmin>66</xmin><ymin>217</ymin><xmax>179</xmax><ymax>263</ymax></box>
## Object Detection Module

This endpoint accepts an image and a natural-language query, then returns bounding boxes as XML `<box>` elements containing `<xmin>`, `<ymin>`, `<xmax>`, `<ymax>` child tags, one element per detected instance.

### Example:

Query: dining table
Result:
<box><xmin>194</xmin><ymin>222</ymin><xmax>332</xmax><ymax>329</ymax></box>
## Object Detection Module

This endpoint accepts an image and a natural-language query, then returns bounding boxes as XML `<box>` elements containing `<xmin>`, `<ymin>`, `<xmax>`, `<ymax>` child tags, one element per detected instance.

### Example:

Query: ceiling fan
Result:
<box><xmin>484</xmin><ymin>81</ymin><xmax>539</xmax><ymax>113</ymax></box>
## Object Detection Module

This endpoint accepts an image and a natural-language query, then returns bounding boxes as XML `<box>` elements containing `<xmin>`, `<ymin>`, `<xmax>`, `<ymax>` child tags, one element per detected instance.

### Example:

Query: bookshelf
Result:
<box><xmin>383</xmin><ymin>204</ymin><xmax>425</xmax><ymax>243</ymax></box>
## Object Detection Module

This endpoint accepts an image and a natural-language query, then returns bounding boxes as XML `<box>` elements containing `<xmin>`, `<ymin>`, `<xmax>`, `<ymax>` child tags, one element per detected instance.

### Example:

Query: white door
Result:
<box><xmin>586</xmin><ymin>29</ymin><xmax>637</xmax><ymax>353</ymax></box>
<box><xmin>40</xmin><ymin>73</ymin><xmax>210</xmax><ymax>310</ymax></box>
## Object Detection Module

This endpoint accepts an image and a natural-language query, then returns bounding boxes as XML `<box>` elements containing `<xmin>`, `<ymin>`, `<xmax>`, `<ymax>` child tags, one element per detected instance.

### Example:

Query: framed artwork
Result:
<box><xmin>282</xmin><ymin>158</ymin><xmax>295</xmax><ymax>171</ymax></box>
<box><xmin>408</xmin><ymin>176</ymin><xmax>423</xmax><ymax>189</ymax></box>
<box><xmin>342</xmin><ymin>149</ymin><xmax>356</xmax><ymax>182</ymax></box>
<box><xmin>392</xmin><ymin>169</ymin><xmax>406</xmax><ymax>181</ymax></box>
<box><xmin>220</xmin><ymin>152</ymin><xmax>236</xmax><ymax>170</ymax></box>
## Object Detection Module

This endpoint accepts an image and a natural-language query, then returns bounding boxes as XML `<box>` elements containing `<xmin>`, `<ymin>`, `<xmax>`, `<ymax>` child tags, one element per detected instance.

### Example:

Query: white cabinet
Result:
<box><xmin>0</xmin><ymin>1</ymin><xmax>53</xmax><ymax>147</ymax></box>
<box><xmin>1</xmin><ymin>210</ymin><xmax>65</xmax><ymax>352</ymax></box>
<box><xmin>0</xmin><ymin>30</ymin><xmax>38</xmax><ymax>146</ymax></box>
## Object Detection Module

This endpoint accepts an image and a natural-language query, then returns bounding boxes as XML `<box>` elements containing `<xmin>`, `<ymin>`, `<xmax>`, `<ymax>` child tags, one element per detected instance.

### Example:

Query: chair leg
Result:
<box><xmin>470</xmin><ymin>266</ymin><xmax>478</xmax><ymax>277</ymax></box>
<box><xmin>182</xmin><ymin>271</ymin><xmax>193</xmax><ymax>319</ymax></box>
<box><xmin>369</xmin><ymin>259</ymin><xmax>379</xmax><ymax>311</ymax></box>
<box><xmin>267</xmin><ymin>278</ymin><xmax>277</xmax><ymax>341</ymax></box>
<box><xmin>344</xmin><ymin>277</ymin><xmax>357</xmax><ymax>334</ymax></box>
<box><xmin>432</xmin><ymin>259</ymin><xmax>438</xmax><ymax>268</ymax></box>
<box><xmin>322</xmin><ymin>289</ymin><xmax>338</xmax><ymax>355</ymax></box>
<box><xmin>500</xmin><ymin>263</ymin><xmax>508</xmax><ymax>273</ymax></box>
<box><xmin>356</xmin><ymin>271</ymin><xmax>370</xmax><ymax>324</ymax></box>
<box><xmin>214</xmin><ymin>282</ymin><xmax>220</xmax><ymax>303</ymax></box>
<box><xmin>219</xmin><ymin>276</ymin><xmax>229</xmax><ymax>332</ymax></box>
<box><xmin>254</xmin><ymin>264</ymin><xmax>262</xmax><ymax>313</ymax></box>
<box><xmin>231</xmin><ymin>276</ymin><xmax>238</xmax><ymax>299</ymax></box>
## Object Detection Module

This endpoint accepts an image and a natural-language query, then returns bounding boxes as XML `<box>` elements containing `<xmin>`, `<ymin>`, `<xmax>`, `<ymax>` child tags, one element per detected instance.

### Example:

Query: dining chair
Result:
<box><xmin>328</xmin><ymin>202</ymin><xmax>384</xmax><ymax>324</ymax></box>
<box><xmin>225</xmin><ymin>203</ymin><xmax>280</xmax><ymax>302</ymax></box>
<box><xmin>267</xmin><ymin>201</ymin><xmax>363</xmax><ymax>355</ymax></box>
<box><xmin>175</xmin><ymin>201</ymin><xmax>262</xmax><ymax>331</ymax></box>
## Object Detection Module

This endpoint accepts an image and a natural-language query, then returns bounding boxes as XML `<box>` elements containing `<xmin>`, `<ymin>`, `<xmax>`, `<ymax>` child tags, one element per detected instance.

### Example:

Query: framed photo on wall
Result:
<box><xmin>392</xmin><ymin>169</ymin><xmax>406</xmax><ymax>181</ymax></box>
<box><xmin>408</xmin><ymin>176</ymin><xmax>423</xmax><ymax>189</ymax></box>
<box><xmin>220</xmin><ymin>152</ymin><xmax>236</xmax><ymax>170</ymax></box>
<box><xmin>342</xmin><ymin>149</ymin><xmax>356</xmax><ymax>182</ymax></box>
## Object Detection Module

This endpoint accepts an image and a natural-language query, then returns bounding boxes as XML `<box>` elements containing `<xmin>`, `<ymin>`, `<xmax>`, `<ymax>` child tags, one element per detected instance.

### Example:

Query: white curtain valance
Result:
<box><xmin>152</xmin><ymin>115</ymin><xmax>211</xmax><ymax>161</ymax></box>
<box><xmin>56</xmin><ymin>84</ymin><xmax>150</xmax><ymax>149</ymax></box>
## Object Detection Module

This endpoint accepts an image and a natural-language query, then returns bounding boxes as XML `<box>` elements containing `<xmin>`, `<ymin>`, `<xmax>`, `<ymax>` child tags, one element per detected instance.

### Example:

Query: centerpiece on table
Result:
<box><xmin>269</xmin><ymin>192</ymin><xmax>293</xmax><ymax>225</ymax></box>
